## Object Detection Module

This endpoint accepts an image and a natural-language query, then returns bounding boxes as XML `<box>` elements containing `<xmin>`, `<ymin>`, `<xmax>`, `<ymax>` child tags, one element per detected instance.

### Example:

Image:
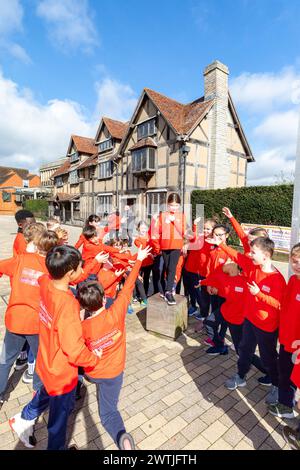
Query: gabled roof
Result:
<box><xmin>0</xmin><ymin>166</ymin><xmax>38</xmax><ymax>186</ymax></box>
<box><xmin>129</xmin><ymin>137</ymin><xmax>157</xmax><ymax>151</ymax></box>
<box><xmin>95</xmin><ymin>117</ymin><xmax>128</xmax><ymax>143</ymax></box>
<box><xmin>144</xmin><ymin>88</ymin><xmax>214</xmax><ymax>135</ymax></box>
<box><xmin>228</xmin><ymin>92</ymin><xmax>254</xmax><ymax>161</ymax></box>
<box><xmin>119</xmin><ymin>88</ymin><xmax>215</xmax><ymax>153</ymax></box>
<box><xmin>77</xmin><ymin>153</ymin><xmax>98</xmax><ymax>170</ymax></box>
<box><xmin>67</xmin><ymin>135</ymin><xmax>97</xmax><ymax>156</ymax></box>
<box><xmin>52</xmin><ymin>160</ymin><xmax>70</xmax><ymax>178</ymax></box>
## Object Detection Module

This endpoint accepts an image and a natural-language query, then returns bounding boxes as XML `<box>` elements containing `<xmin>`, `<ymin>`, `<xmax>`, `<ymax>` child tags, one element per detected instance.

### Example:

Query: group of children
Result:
<box><xmin>0</xmin><ymin>192</ymin><xmax>300</xmax><ymax>451</ymax></box>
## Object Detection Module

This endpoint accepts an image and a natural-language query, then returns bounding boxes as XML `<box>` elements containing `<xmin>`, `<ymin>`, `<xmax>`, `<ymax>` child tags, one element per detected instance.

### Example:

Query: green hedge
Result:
<box><xmin>24</xmin><ymin>199</ymin><xmax>49</xmax><ymax>220</ymax></box>
<box><xmin>191</xmin><ymin>184</ymin><xmax>293</xmax><ymax>246</ymax></box>
<box><xmin>191</xmin><ymin>184</ymin><xmax>293</xmax><ymax>227</ymax></box>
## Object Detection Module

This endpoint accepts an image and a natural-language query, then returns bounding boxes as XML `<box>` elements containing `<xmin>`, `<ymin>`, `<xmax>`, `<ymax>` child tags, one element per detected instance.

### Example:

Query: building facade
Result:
<box><xmin>50</xmin><ymin>60</ymin><xmax>254</xmax><ymax>224</ymax></box>
<box><xmin>40</xmin><ymin>157</ymin><xmax>68</xmax><ymax>189</ymax></box>
<box><xmin>0</xmin><ymin>167</ymin><xmax>41</xmax><ymax>215</ymax></box>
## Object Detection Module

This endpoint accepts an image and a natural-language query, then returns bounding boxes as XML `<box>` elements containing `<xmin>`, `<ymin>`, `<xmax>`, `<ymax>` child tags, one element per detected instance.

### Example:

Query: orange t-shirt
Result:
<box><xmin>98</xmin><ymin>269</ymin><xmax>123</xmax><ymax>298</ymax></box>
<box><xmin>36</xmin><ymin>275</ymin><xmax>99</xmax><ymax>396</ymax></box>
<box><xmin>206</xmin><ymin>246</ymin><xmax>229</xmax><ymax>277</ymax></box>
<box><xmin>184</xmin><ymin>237</ymin><xmax>215</xmax><ymax>277</ymax></box>
<box><xmin>220</xmin><ymin>244</ymin><xmax>286</xmax><ymax>332</ymax></box>
<box><xmin>82</xmin><ymin>260</ymin><xmax>142</xmax><ymax>379</ymax></box>
<box><xmin>13</xmin><ymin>232</ymin><xmax>27</xmax><ymax>257</ymax></box>
<box><xmin>0</xmin><ymin>253</ymin><xmax>47</xmax><ymax>334</ymax></box>
<box><xmin>152</xmin><ymin>212</ymin><xmax>186</xmax><ymax>251</ymax></box>
<box><xmin>230</xmin><ymin>217</ymin><xmax>250</xmax><ymax>254</ymax></box>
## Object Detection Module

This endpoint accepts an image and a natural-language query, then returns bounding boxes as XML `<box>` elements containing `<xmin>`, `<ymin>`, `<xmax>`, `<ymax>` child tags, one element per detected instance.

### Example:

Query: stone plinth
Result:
<box><xmin>146</xmin><ymin>294</ymin><xmax>188</xmax><ymax>340</ymax></box>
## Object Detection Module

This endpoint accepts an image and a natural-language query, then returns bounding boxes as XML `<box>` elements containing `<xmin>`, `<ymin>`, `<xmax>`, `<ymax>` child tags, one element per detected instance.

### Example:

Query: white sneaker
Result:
<box><xmin>9</xmin><ymin>413</ymin><xmax>37</xmax><ymax>448</ymax></box>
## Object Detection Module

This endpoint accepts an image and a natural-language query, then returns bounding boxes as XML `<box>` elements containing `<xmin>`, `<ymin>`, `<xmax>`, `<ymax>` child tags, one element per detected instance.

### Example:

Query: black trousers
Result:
<box><xmin>162</xmin><ymin>249</ymin><xmax>181</xmax><ymax>293</ymax></box>
<box><xmin>152</xmin><ymin>255</ymin><xmax>165</xmax><ymax>295</ymax></box>
<box><xmin>237</xmin><ymin>319</ymin><xmax>279</xmax><ymax>385</ymax></box>
<box><xmin>227</xmin><ymin>321</ymin><xmax>266</xmax><ymax>374</ymax></box>
<box><xmin>141</xmin><ymin>265</ymin><xmax>153</xmax><ymax>297</ymax></box>
<box><xmin>278</xmin><ymin>345</ymin><xmax>297</xmax><ymax>408</ymax></box>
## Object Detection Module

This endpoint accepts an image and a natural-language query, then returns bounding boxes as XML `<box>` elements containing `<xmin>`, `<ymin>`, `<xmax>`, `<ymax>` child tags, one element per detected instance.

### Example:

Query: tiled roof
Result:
<box><xmin>129</xmin><ymin>137</ymin><xmax>157</xmax><ymax>151</ymax></box>
<box><xmin>144</xmin><ymin>88</ymin><xmax>214</xmax><ymax>135</ymax></box>
<box><xmin>77</xmin><ymin>153</ymin><xmax>98</xmax><ymax>170</ymax></box>
<box><xmin>0</xmin><ymin>166</ymin><xmax>38</xmax><ymax>186</ymax></box>
<box><xmin>102</xmin><ymin>118</ymin><xmax>128</xmax><ymax>140</ymax></box>
<box><xmin>71</xmin><ymin>135</ymin><xmax>97</xmax><ymax>155</ymax></box>
<box><xmin>52</xmin><ymin>192</ymin><xmax>79</xmax><ymax>202</ymax></box>
<box><xmin>52</xmin><ymin>160</ymin><xmax>70</xmax><ymax>178</ymax></box>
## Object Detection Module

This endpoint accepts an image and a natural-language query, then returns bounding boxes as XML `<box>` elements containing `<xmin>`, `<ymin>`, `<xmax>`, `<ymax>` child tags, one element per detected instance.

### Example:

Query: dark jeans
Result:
<box><xmin>162</xmin><ymin>249</ymin><xmax>181</xmax><ymax>293</ymax></box>
<box><xmin>152</xmin><ymin>255</ymin><xmax>165</xmax><ymax>295</ymax></box>
<box><xmin>227</xmin><ymin>322</ymin><xmax>266</xmax><ymax>374</ymax></box>
<box><xmin>183</xmin><ymin>270</ymin><xmax>210</xmax><ymax>317</ymax></box>
<box><xmin>22</xmin><ymin>385</ymin><xmax>76</xmax><ymax>450</ymax></box>
<box><xmin>278</xmin><ymin>345</ymin><xmax>297</xmax><ymax>408</ymax></box>
<box><xmin>204</xmin><ymin>306</ymin><xmax>227</xmax><ymax>348</ymax></box>
<box><xmin>135</xmin><ymin>277</ymin><xmax>147</xmax><ymax>301</ymax></box>
<box><xmin>87</xmin><ymin>372</ymin><xmax>125</xmax><ymax>448</ymax></box>
<box><xmin>141</xmin><ymin>265</ymin><xmax>153</xmax><ymax>297</ymax></box>
<box><xmin>0</xmin><ymin>330</ymin><xmax>42</xmax><ymax>395</ymax></box>
<box><xmin>237</xmin><ymin>319</ymin><xmax>279</xmax><ymax>385</ymax></box>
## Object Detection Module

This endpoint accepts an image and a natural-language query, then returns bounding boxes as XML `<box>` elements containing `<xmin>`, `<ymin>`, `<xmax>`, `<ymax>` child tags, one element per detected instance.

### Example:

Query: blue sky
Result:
<box><xmin>0</xmin><ymin>0</ymin><xmax>300</xmax><ymax>184</ymax></box>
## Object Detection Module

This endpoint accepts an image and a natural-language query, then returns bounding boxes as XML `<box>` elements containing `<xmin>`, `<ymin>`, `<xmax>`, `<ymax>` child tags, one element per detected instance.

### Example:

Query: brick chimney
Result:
<box><xmin>204</xmin><ymin>61</ymin><xmax>230</xmax><ymax>189</ymax></box>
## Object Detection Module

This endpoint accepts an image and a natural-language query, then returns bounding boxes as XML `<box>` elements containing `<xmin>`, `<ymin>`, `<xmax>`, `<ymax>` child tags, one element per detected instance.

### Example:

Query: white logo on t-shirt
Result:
<box><xmin>235</xmin><ymin>287</ymin><xmax>244</xmax><ymax>293</ymax></box>
<box><xmin>261</xmin><ymin>285</ymin><xmax>271</xmax><ymax>293</ymax></box>
<box><xmin>296</xmin><ymin>294</ymin><xmax>300</xmax><ymax>302</ymax></box>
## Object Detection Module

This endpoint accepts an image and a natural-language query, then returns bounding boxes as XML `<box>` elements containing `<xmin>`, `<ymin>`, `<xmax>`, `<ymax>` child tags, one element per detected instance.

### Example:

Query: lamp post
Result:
<box><xmin>179</xmin><ymin>144</ymin><xmax>191</xmax><ymax>206</ymax></box>
<box><xmin>111</xmin><ymin>159</ymin><xmax>119</xmax><ymax>209</ymax></box>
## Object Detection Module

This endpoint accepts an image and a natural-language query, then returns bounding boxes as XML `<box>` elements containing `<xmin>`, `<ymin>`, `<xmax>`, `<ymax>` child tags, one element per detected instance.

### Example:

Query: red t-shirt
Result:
<box><xmin>134</xmin><ymin>236</ymin><xmax>153</xmax><ymax>267</ymax></box>
<box><xmin>152</xmin><ymin>212</ymin><xmax>186</xmax><ymax>251</ymax></box>
<box><xmin>36</xmin><ymin>275</ymin><xmax>99</xmax><ymax>396</ymax></box>
<box><xmin>220</xmin><ymin>244</ymin><xmax>286</xmax><ymax>332</ymax></box>
<box><xmin>184</xmin><ymin>237</ymin><xmax>215</xmax><ymax>277</ymax></box>
<box><xmin>0</xmin><ymin>253</ymin><xmax>47</xmax><ymax>334</ymax></box>
<box><xmin>201</xmin><ymin>268</ymin><xmax>247</xmax><ymax>325</ymax></box>
<box><xmin>206</xmin><ymin>246</ymin><xmax>229</xmax><ymax>277</ymax></box>
<box><xmin>279</xmin><ymin>275</ymin><xmax>300</xmax><ymax>353</ymax></box>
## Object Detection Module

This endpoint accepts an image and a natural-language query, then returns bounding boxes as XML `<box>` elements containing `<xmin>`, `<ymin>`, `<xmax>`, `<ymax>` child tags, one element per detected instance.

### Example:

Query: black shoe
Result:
<box><xmin>15</xmin><ymin>357</ymin><xmax>28</xmax><ymax>371</ymax></box>
<box><xmin>0</xmin><ymin>395</ymin><xmax>4</xmax><ymax>409</ymax></box>
<box><xmin>75</xmin><ymin>380</ymin><xmax>85</xmax><ymax>401</ymax></box>
<box><xmin>164</xmin><ymin>292</ymin><xmax>176</xmax><ymax>305</ymax></box>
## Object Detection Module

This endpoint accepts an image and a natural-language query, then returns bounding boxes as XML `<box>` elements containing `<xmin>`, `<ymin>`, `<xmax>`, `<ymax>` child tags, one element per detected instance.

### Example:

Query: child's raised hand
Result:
<box><xmin>207</xmin><ymin>286</ymin><xmax>218</xmax><ymax>295</ymax></box>
<box><xmin>222</xmin><ymin>207</ymin><xmax>233</xmax><ymax>219</ymax></box>
<box><xmin>137</xmin><ymin>245</ymin><xmax>152</xmax><ymax>261</ymax></box>
<box><xmin>194</xmin><ymin>217</ymin><xmax>201</xmax><ymax>224</ymax></box>
<box><xmin>247</xmin><ymin>281</ymin><xmax>260</xmax><ymax>296</ymax></box>
<box><xmin>115</xmin><ymin>269</ymin><xmax>125</xmax><ymax>277</ymax></box>
<box><xmin>206</xmin><ymin>235</ymin><xmax>221</xmax><ymax>246</ymax></box>
<box><xmin>95</xmin><ymin>251</ymin><xmax>110</xmax><ymax>264</ymax></box>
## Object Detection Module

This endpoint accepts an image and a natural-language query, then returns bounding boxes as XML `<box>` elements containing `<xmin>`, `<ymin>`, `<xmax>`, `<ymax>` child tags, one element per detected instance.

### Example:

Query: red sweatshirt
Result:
<box><xmin>229</xmin><ymin>216</ymin><xmax>250</xmax><ymax>254</ymax></box>
<box><xmin>82</xmin><ymin>260</ymin><xmax>142</xmax><ymax>379</ymax></box>
<box><xmin>219</xmin><ymin>244</ymin><xmax>286</xmax><ymax>332</ymax></box>
<box><xmin>13</xmin><ymin>232</ymin><xmax>27</xmax><ymax>257</ymax></box>
<box><xmin>0</xmin><ymin>253</ymin><xmax>47</xmax><ymax>334</ymax></box>
<box><xmin>201</xmin><ymin>268</ymin><xmax>247</xmax><ymax>325</ymax></box>
<box><xmin>98</xmin><ymin>269</ymin><xmax>123</xmax><ymax>298</ymax></box>
<box><xmin>134</xmin><ymin>236</ymin><xmax>153</xmax><ymax>267</ymax></box>
<box><xmin>279</xmin><ymin>275</ymin><xmax>300</xmax><ymax>353</ymax></box>
<box><xmin>184</xmin><ymin>236</ymin><xmax>215</xmax><ymax>277</ymax></box>
<box><xmin>206</xmin><ymin>246</ymin><xmax>230</xmax><ymax>277</ymax></box>
<box><xmin>151</xmin><ymin>211</ymin><xmax>186</xmax><ymax>252</ymax></box>
<box><xmin>36</xmin><ymin>275</ymin><xmax>99</xmax><ymax>396</ymax></box>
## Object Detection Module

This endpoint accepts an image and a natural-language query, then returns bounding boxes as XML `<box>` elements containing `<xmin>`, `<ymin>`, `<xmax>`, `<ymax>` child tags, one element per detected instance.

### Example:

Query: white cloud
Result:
<box><xmin>0</xmin><ymin>69</ymin><xmax>97</xmax><ymax>173</ymax></box>
<box><xmin>0</xmin><ymin>69</ymin><xmax>139</xmax><ymax>174</ymax></box>
<box><xmin>95</xmin><ymin>77</ymin><xmax>138</xmax><ymax>122</ymax></box>
<box><xmin>36</xmin><ymin>0</ymin><xmax>99</xmax><ymax>53</ymax></box>
<box><xmin>230</xmin><ymin>66</ymin><xmax>300</xmax><ymax>113</ymax></box>
<box><xmin>230</xmin><ymin>65</ymin><xmax>300</xmax><ymax>186</ymax></box>
<box><xmin>0</xmin><ymin>0</ymin><xmax>23</xmax><ymax>36</ymax></box>
<box><xmin>0</xmin><ymin>0</ymin><xmax>31</xmax><ymax>64</ymax></box>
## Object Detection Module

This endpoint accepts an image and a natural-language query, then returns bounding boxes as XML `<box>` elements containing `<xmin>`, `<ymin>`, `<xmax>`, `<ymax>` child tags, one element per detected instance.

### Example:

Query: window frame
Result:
<box><xmin>98</xmin><ymin>160</ymin><xmax>113</xmax><ymax>180</ymax></box>
<box><xmin>131</xmin><ymin>147</ymin><xmax>156</xmax><ymax>174</ymax></box>
<box><xmin>98</xmin><ymin>138</ymin><xmax>113</xmax><ymax>153</ymax></box>
<box><xmin>137</xmin><ymin>118</ymin><xmax>156</xmax><ymax>140</ymax></box>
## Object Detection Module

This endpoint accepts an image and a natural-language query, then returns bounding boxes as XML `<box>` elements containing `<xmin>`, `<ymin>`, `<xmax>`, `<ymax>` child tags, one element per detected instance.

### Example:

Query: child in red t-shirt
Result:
<box><xmin>77</xmin><ymin>244</ymin><xmax>152</xmax><ymax>450</ymax></box>
<box><xmin>268</xmin><ymin>243</ymin><xmax>300</xmax><ymax>419</ymax></box>
<box><xmin>213</xmin><ymin>236</ymin><xmax>286</xmax><ymax>405</ymax></box>
<box><xmin>183</xmin><ymin>217</ymin><xmax>216</xmax><ymax>320</ymax></box>
<box><xmin>134</xmin><ymin>221</ymin><xmax>155</xmax><ymax>306</ymax></box>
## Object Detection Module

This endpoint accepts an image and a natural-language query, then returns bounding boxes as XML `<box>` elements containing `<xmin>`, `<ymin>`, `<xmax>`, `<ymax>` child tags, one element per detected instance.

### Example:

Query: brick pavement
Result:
<box><xmin>0</xmin><ymin>216</ymin><xmax>297</xmax><ymax>450</ymax></box>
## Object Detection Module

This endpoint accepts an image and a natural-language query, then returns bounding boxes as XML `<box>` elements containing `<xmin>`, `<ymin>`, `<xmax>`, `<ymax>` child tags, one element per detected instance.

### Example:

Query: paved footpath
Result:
<box><xmin>0</xmin><ymin>216</ymin><xmax>297</xmax><ymax>451</ymax></box>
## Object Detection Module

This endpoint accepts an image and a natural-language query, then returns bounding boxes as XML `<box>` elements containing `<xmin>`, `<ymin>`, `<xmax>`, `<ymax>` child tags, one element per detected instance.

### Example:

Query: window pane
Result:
<box><xmin>141</xmin><ymin>149</ymin><xmax>147</xmax><ymax>170</ymax></box>
<box><xmin>148</xmin><ymin>148</ymin><xmax>155</xmax><ymax>169</ymax></box>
